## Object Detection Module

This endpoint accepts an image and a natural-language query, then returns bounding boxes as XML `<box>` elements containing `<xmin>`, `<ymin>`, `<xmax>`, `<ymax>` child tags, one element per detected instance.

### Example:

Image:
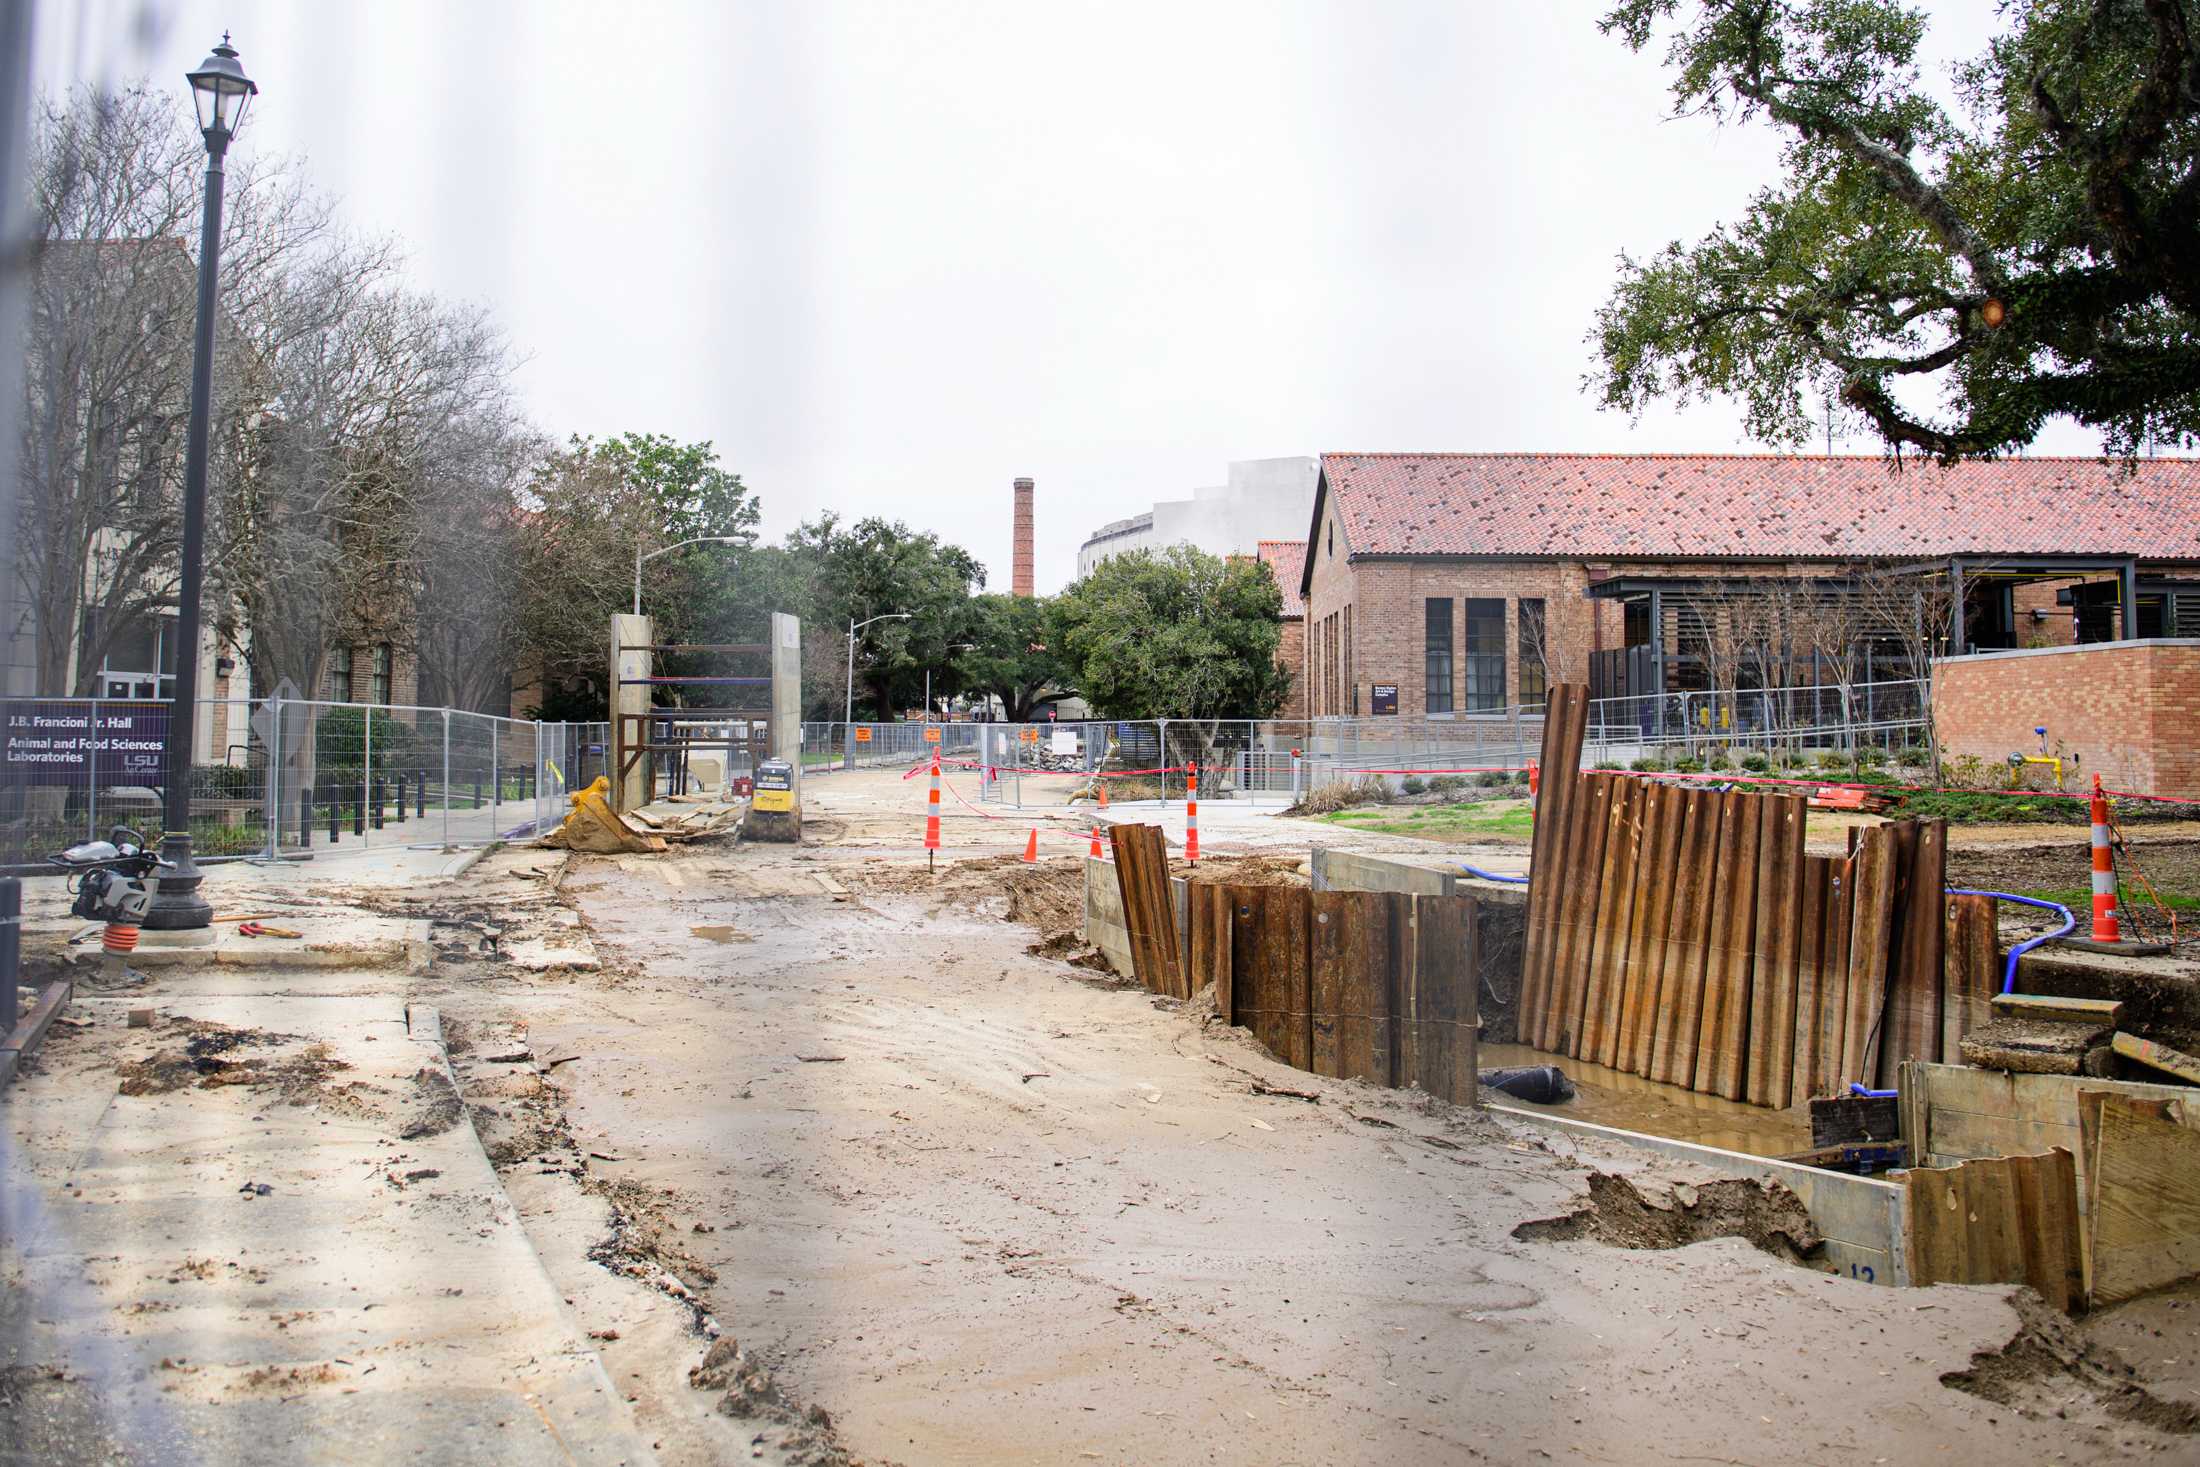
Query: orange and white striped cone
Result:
<box><xmin>924</xmin><ymin>752</ymin><xmax>943</xmax><ymax>852</ymax></box>
<box><xmin>2090</xmin><ymin>774</ymin><xmax>2120</xmax><ymax>943</ymax></box>
<box><xmin>1090</xmin><ymin>825</ymin><xmax>1104</xmax><ymax>859</ymax></box>
<box><xmin>1185</xmin><ymin>762</ymin><xmax>1200</xmax><ymax>865</ymax></box>
<box><xmin>1022</xmin><ymin>828</ymin><xmax>1039</xmax><ymax>863</ymax></box>
<box><xmin>1096</xmin><ymin>781</ymin><xmax>1109</xmax><ymax>811</ymax></box>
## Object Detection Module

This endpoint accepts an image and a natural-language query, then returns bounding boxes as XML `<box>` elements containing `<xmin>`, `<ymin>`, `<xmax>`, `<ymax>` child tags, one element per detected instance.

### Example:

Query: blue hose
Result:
<box><xmin>1944</xmin><ymin>888</ymin><xmax>2075</xmax><ymax>994</ymax></box>
<box><xmin>1458</xmin><ymin>863</ymin><xmax>1530</xmax><ymax>885</ymax></box>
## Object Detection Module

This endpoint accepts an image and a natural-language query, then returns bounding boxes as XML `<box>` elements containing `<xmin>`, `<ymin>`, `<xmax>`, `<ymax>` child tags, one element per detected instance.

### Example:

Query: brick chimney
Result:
<box><xmin>1012</xmin><ymin>477</ymin><xmax>1035</xmax><ymax>597</ymax></box>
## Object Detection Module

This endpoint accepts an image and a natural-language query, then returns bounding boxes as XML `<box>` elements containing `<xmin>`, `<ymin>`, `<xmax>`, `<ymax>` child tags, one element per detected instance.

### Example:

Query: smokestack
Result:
<box><xmin>1012</xmin><ymin>477</ymin><xmax>1035</xmax><ymax>597</ymax></box>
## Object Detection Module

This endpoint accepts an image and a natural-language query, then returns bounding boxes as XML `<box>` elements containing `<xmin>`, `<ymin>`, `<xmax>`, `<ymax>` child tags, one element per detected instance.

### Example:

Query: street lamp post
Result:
<box><xmin>633</xmin><ymin>535</ymin><xmax>743</xmax><ymax>617</ymax></box>
<box><xmin>844</xmin><ymin>612</ymin><xmax>912</xmax><ymax>727</ymax></box>
<box><xmin>145</xmin><ymin>35</ymin><xmax>256</xmax><ymax>931</ymax></box>
<box><xmin>926</xmin><ymin>643</ymin><xmax>976</xmax><ymax>722</ymax></box>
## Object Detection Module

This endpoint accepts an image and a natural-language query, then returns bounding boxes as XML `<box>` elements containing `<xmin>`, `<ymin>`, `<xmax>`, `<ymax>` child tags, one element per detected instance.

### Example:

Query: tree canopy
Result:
<box><xmin>1048</xmin><ymin>546</ymin><xmax>1290</xmax><ymax>721</ymax></box>
<box><xmin>1591</xmin><ymin>0</ymin><xmax>2200</xmax><ymax>460</ymax></box>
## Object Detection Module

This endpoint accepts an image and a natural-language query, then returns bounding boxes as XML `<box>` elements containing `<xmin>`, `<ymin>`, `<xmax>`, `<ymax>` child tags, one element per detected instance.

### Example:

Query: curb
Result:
<box><xmin>406</xmin><ymin>1002</ymin><xmax>661</xmax><ymax>1465</ymax></box>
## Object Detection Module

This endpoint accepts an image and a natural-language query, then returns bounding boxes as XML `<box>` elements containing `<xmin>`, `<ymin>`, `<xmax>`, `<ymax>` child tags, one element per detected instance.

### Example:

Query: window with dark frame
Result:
<box><xmin>1424</xmin><ymin>597</ymin><xmax>1454</xmax><ymax>714</ymax></box>
<box><xmin>1464</xmin><ymin>598</ymin><xmax>1506</xmax><ymax>711</ymax></box>
<box><xmin>1519</xmin><ymin>597</ymin><xmax>1547</xmax><ymax>706</ymax></box>
<box><xmin>371</xmin><ymin>643</ymin><xmax>393</xmax><ymax>705</ymax></box>
<box><xmin>330</xmin><ymin>647</ymin><xmax>353</xmax><ymax>703</ymax></box>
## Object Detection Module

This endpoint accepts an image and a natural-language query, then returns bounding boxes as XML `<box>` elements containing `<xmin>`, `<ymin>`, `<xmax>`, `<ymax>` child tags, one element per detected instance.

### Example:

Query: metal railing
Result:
<box><xmin>0</xmin><ymin>694</ymin><xmax>612</xmax><ymax>868</ymax></box>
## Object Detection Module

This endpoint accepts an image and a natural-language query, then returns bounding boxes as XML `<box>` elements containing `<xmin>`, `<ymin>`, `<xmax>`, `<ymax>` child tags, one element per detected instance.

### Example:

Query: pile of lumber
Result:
<box><xmin>1516</xmin><ymin>687</ymin><xmax>1998</xmax><ymax>1108</ymax></box>
<box><xmin>1807</xmin><ymin>785</ymin><xmax>1899</xmax><ymax>814</ymax></box>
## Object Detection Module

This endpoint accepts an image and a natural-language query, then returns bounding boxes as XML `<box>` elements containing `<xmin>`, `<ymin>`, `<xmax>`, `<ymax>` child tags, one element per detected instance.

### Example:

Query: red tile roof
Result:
<box><xmin>1256</xmin><ymin>539</ymin><xmax>1306</xmax><ymax>617</ymax></box>
<box><xmin>1316</xmin><ymin>453</ymin><xmax>2200</xmax><ymax>564</ymax></box>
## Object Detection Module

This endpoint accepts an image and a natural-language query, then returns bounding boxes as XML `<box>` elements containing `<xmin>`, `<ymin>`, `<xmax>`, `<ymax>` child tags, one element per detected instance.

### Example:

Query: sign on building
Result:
<box><xmin>1371</xmin><ymin>685</ymin><xmax>1399</xmax><ymax>716</ymax></box>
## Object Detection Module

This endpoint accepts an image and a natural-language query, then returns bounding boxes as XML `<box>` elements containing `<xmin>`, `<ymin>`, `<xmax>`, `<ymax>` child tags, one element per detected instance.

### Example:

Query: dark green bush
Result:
<box><xmin>1400</xmin><ymin>775</ymin><xmax>1427</xmax><ymax>795</ymax></box>
<box><xmin>1740</xmin><ymin>753</ymin><xmax>1770</xmax><ymax>773</ymax></box>
<box><xmin>1629</xmin><ymin>756</ymin><xmax>1665</xmax><ymax>772</ymax></box>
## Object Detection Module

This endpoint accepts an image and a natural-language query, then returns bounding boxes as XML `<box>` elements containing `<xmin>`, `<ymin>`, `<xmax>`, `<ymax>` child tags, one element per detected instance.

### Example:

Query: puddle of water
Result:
<box><xmin>1478</xmin><ymin>1041</ymin><xmax>1810</xmax><ymax>1158</ymax></box>
<box><xmin>689</xmin><ymin>925</ymin><xmax>752</xmax><ymax>943</ymax></box>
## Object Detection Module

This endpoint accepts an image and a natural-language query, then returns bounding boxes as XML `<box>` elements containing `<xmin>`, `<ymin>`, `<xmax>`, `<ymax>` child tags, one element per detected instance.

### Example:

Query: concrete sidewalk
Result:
<box><xmin>2</xmin><ymin>972</ymin><xmax>653</xmax><ymax>1465</ymax></box>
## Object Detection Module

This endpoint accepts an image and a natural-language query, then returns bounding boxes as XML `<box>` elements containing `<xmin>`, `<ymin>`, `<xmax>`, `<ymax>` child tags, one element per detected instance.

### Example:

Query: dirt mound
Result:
<box><xmin>117</xmin><ymin>1023</ymin><xmax>345</xmax><ymax>1101</ymax></box>
<box><xmin>1942</xmin><ymin>1294</ymin><xmax>2200</xmax><ymax>1435</ymax></box>
<box><xmin>1512</xmin><ymin>1171</ymin><xmax>1822</xmax><ymax>1263</ymax></box>
<box><xmin>856</xmin><ymin>853</ymin><xmax>1088</xmax><ymax>934</ymax></box>
<box><xmin>689</xmin><ymin>1339</ymin><xmax>852</xmax><ymax>1466</ymax></box>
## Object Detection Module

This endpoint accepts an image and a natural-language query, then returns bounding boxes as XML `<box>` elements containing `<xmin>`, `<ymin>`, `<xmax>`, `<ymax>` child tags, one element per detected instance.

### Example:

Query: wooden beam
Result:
<box><xmin>1994</xmin><ymin>993</ymin><xmax>2126</xmax><ymax>1029</ymax></box>
<box><xmin>1649</xmin><ymin>786</ymin><xmax>1722</xmax><ymax>1087</ymax></box>
<box><xmin>2110</xmin><ymin>1030</ymin><xmax>2200</xmax><ymax>1085</ymax></box>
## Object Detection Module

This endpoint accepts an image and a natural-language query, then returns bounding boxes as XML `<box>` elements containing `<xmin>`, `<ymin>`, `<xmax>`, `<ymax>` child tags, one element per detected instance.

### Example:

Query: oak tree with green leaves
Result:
<box><xmin>1048</xmin><ymin>545</ymin><xmax>1291</xmax><ymax>721</ymax></box>
<box><xmin>1592</xmin><ymin>0</ymin><xmax>2200</xmax><ymax>460</ymax></box>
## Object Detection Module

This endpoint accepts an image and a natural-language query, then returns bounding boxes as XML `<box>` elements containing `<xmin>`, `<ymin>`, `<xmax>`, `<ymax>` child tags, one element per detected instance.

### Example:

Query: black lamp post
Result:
<box><xmin>144</xmin><ymin>35</ymin><xmax>256</xmax><ymax>931</ymax></box>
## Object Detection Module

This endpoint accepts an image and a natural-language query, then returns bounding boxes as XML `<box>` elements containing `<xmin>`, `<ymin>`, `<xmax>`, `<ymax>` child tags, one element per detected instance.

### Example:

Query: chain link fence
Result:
<box><xmin>797</xmin><ymin>678</ymin><xmax>1932</xmax><ymax>812</ymax></box>
<box><xmin>0</xmin><ymin>695</ymin><xmax>610</xmax><ymax>870</ymax></box>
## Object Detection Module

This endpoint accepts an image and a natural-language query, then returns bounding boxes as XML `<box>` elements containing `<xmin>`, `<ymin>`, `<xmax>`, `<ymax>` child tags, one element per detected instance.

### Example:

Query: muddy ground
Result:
<box><xmin>403</xmin><ymin>775</ymin><xmax>2200</xmax><ymax>1466</ymax></box>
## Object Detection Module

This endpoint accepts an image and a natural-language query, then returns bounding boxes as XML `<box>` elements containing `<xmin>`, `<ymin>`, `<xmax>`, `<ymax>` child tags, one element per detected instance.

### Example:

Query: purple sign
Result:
<box><xmin>2</xmin><ymin>701</ymin><xmax>171</xmax><ymax>786</ymax></box>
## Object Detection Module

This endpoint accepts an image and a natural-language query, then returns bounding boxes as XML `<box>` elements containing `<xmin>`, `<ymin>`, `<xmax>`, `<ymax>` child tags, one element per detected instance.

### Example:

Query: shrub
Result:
<box><xmin>1703</xmin><ymin>750</ymin><xmax>1731</xmax><ymax>771</ymax></box>
<box><xmin>1672</xmin><ymin>757</ymin><xmax>1704</xmax><ymax>773</ymax></box>
<box><xmin>1740</xmin><ymin>753</ymin><xmax>1770</xmax><ymax>773</ymax></box>
<box><xmin>1593</xmin><ymin>760</ymin><xmax>1622</xmax><ymax>771</ymax></box>
<box><xmin>1858</xmin><ymin>747</ymin><xmax>1889</xmax><ymax>770</ymax></box>
<box><xmin>193</xmin><ymin>763</ymin><xmax>254</xmax><ymax>800</ymax></box>
<box><xmin>1428</xmin><ymin>774</ymin><xmax>1468</xmax><ymax>794</ymax></box>
<box><xmin>1629</xmin><ymin>756</ymin><xmax>1665</xmax><ymax>772</ymax></box>
<box><xmin>1399</xmin><ymin>775</ymin><xmax>1427</xmax><ymax>795</ymax></box>
<box><xmin>1477</xmin><ymin>771</ymin><xmax>1511</xmax><ymax>787</ymax></box>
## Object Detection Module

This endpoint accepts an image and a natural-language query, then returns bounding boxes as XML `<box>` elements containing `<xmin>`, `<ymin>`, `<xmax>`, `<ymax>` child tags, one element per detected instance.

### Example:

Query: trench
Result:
<box><xmin>1476</xmin><ymin>1040</ymin><xmax>1811</xmax><ymax>1159</ymax></box>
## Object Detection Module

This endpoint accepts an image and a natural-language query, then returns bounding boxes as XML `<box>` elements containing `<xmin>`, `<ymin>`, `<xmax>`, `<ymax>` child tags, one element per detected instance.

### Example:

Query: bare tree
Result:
<box><xmin>16</xmin><ymin>85</ymin><xmax>331</xmax><ymax>693</ymax></box>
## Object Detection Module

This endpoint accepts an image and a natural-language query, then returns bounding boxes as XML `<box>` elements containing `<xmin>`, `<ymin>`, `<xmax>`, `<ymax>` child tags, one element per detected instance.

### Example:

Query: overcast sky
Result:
<box><xmin>33</xmin><ymin>0</ymin><xmax>2103</xmax><ymax>592</ymax></box>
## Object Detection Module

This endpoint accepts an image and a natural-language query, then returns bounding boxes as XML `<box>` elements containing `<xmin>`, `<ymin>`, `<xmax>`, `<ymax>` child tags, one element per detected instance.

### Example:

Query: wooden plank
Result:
<box><xmin>1905</xmin><ymin>1149</ymin><xmax>2083</xmax><ymax>1309</ymax></box>
<box><xmin>1810</xmin><ymin>1094</ymin><xmax>1901</xmax><ymax>1147</ymax></box>
<box><xmin>1839</xmin><ymin>824</ymin><xmax>1896</xmax><ymax>1087</ymax></box>
<box><xmin>1791</xmin><ymin>856</ymin><xmax>1831</xmax><ymax>1101</ymax></box>
<box><xmin>2014</xmin><ymin>1148</ymin><xmax>2085</xmax><ymax>1313</ymax></box>
<box><xmin>1746</xmin><ymin>793</ymin><xmax>1807</xmax><ymax>1109</ymax></box>
<box><xmin>1813</xmin><ymin>850</ymin><xmax>1854</xmax><ymax>1100</ymax></box>
<box><xmin>1411</xmin><ymin>893</ymin><xmax>1479</xmax><ymax>1106</ymax></box>
<box><xmin>1880</xmin><ymin>818</ymin><xmax>1947</xmax><ymax>1083</ymax></box>
<box><xmin>1695</xmin><ymin>790</ymin><xmax>1762</xmax><ymax>1100</ymax></box>
<box><xmin>1543</xmin><ymin>772</ymin><xmax>1614</xmax><ymax>1055</ymax></box>
<box><xmin>1229</xmin><ymin>885</ymin><xmax>1311</xmax><ymax>1070</ymax></box>
<box><xmin>1996</xmin><ymin>993</ymin><xmax>2126</xmax><ymax>1029</ymax></box>
<box><xmin>1579</xmin><ymin>778</ymin><xmax>1645</xmax><ymax>1066</ymax></box>
<box><xmin>1109</xmin><ymin>823</ymin><xmax>1184</xmax><ymax>996</ymax></box>
<box><xmin>2110</xmin><ymin>1030</ymin><xmax>2200</xmax><ymax>1085</ymax></box>
<box><xmin>1188</xmin><ymin>880</ymin><xmax>1219</xmax><ymax>992</ymax></box>
<box><xmin>1943</xmin><ymin>893</ymin><xmax>1998</xmax><ymax>1060</ymax></box>
<box><xmin>1214</xmin><ymin>884</ymin><xmax>1232</xmax><ymax>1020</ymax></box>
<box><xmin>1649</xmin><ymin>787</ymin><xmax>1721</xmax><ymax>1087</ymax></box>
<box><xmin>2088</xmin><ymin>1095</ymin><xmax>2200</xmax><ymax>1306</ymax></box>
<box><xmin>1617</xmin><ymin>782</ymin><xmax>1688</xmax><ymax>1076</ymax></box>
<box><xmin>1517</xmin><ymin>685</ymin><xmax>1588</xmax><ymax>1043</ymax></box>
<box><xmin>1311</xmin><ymin>890</ymin><xmax>1397</xmax><ymax>1084</ymax></box>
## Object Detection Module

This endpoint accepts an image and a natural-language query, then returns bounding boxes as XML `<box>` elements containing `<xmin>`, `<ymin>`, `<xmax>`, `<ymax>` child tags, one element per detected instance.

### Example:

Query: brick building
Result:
<box><xmin>1297</xmin><ymin>453</ymin><xmax>2200</xmax><ymax>720</ymax></box>
<box><xmin>1933</xmin><ymin>641</ymin><xmax>2200</xmax><ymax>798</ymax></box>
<box><xmin>1255</xmin><ymin>540</ymin><xmax>1307</xmax><ymax>720</ymax></box>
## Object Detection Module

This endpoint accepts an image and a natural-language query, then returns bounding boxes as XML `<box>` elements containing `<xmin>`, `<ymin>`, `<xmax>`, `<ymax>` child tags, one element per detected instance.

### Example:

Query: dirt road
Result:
<box><xmin>419</xmin><ymin>780</ymin><xmax>2200</xmax><ymax>1466</ymax></box>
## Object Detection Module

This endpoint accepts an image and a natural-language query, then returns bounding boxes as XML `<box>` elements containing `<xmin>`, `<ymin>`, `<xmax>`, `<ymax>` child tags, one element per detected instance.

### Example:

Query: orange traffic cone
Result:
<box><xmin>1097</xmin><ymin>781</ymin><xmax>1109</xmax><ymax>810</ymax></box>
<box><xmin>1023</xmin><ymin>828</ymin><xmax>1039</xmax><ymax>863</ymax></box>
<box><xmin>1090</xmin><ymin>825</ymin><xmax>1104</xmax><ymax>858</ymax></box>
<box><xmin>1185</xmin><ymin>762</ymin><xmax>1200</xmax><ymax>865</ymax></box>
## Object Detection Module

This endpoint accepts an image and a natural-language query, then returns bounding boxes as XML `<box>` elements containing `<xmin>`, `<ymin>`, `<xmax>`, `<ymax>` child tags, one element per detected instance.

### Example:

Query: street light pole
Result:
<box><xmin>146</xmin><ymin>35</ymin><xmax>256</xmax><ymax>931</ymax></box>
<box><xmin>844</xmin><ymin>612</ymin><xmax>912</xmax><ymax>726</ymax></box>
<box><xmin>633</xmin><ymin>535</ymin><xmax>743</xmax><ymax>617</ymax></box>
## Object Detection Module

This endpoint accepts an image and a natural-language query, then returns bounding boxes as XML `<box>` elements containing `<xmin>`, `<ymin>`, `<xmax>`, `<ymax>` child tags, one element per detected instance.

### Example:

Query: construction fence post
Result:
<box><xmin>362</xmin><ymin>708</ymin><xmax>373</xmax><ymax>850</ymax></box>
<box><xmin>441</xmin><ymin>711</ymin><xmax>451</xmax><ymax>848</ymax></box>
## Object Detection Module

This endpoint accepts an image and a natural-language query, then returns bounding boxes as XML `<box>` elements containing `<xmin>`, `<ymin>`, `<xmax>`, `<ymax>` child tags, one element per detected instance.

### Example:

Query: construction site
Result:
<box><xmin>5</xmin><ymin>601</ymin><xmax>2200</xmax><ymax>1466</ymax></box>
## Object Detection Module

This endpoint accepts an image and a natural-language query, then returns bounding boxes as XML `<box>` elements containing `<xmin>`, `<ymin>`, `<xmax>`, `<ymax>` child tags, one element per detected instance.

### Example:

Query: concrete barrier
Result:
<box><xmin>1310</xmin><ymin>848</ymin><xmax>1455</xmax><ymax>896</ymax></box>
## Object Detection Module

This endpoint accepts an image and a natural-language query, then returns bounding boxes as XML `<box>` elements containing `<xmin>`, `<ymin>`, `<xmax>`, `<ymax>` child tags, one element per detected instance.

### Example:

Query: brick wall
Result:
<box><xmin>1275</xmin><ymin>617</ymin><xmax>1306</xmax><ymax>720</ymax></box>
<box><xmin>1931</xmin><ymin>640</ymin><xmax>2200</xmax><ymax>797</ymax></box>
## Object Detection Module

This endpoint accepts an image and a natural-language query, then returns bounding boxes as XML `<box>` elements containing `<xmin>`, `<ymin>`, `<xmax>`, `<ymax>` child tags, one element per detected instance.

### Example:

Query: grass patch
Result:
<box><xmin>1317</xmin><ymin>799</ymin><xmax>1535</xmax><ymax>842</ymax></box>
<box><xmin>1894</xmin><ymin>788</ymin><xmax>2200</xmax><ymax>825</ymax></box>
<box><xmin>2018</xmin><ymin>886</ymin><xmax>2200</xmax><ymax>915</ymax></box>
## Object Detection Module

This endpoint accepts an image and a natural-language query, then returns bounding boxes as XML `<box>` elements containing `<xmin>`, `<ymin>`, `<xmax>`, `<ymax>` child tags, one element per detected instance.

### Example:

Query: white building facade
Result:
<box><xmin>1074</xmin><ymin>456</ymin><xmax>1318</xmax><ymax>578</ymax></box>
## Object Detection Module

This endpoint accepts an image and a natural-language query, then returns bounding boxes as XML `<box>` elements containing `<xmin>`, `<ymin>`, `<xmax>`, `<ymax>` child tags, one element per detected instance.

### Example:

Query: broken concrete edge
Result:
<box><xmin>0</xmin><ymin>977</ymin><xmax>74</xmax><ymax>1094</ymax></box>
<box><xmin>437</xmin><ymin>841</ymin><xmax>499</xmax><ymax>883</ymax></box>
<box><xmin>62</xmin><ymin>919</ymin><xmax>437</xmax><ymax>974</ymax></box>
<box><xmin>1489</xmin><ymin>1101</ymin><xmax>1910</xmax><ymax>1288</ymax></box>
<box><xmin>402</xmin><ymin>1000</ymin><xmax>663</xmax><ymax>1465</ymax></box>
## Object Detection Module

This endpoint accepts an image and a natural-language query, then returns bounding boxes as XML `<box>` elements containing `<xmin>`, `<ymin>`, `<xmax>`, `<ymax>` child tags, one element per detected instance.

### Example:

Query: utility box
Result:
<box><xmin>747</xmin><ymin>757</ymin><xmax>800</xmax><ymax>842</ymax></box>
